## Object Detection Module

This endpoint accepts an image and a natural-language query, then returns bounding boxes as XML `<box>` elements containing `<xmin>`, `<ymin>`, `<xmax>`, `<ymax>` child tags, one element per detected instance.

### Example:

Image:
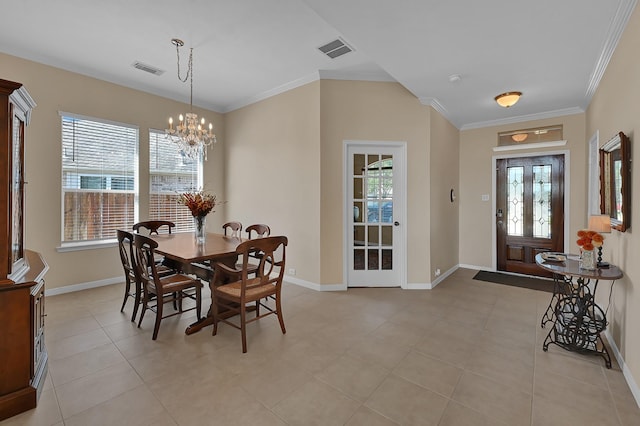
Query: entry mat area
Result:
<box><xmin>473</xmin><ymin>270</ymin><xmax>553</xmax><ymax>293</ymax></box>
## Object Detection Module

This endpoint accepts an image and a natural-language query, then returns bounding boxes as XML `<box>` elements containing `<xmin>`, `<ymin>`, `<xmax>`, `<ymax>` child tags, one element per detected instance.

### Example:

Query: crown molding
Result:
<box><xmin>460</xmin><ymin>107</ymin><xmax>585</xmax><ymax>131</ymax></box>
<box><xmin>318</xmin><ymin>69</ymin><xmax>396</xmax><ymax>82</ymax></box>
<box><xmin>223</xmin><ymin>72</ymin><xmax>320</xmax><ymax>113</ymax></box>
<box><xmin>584</xmin><ymin>0</ymin><xmax>638</xmax><ymax>102</ymax></box>
<box><xmin>418</xmin><ymin>96</ymin><xmax>452</xmax><ymax>119</ymax></box>
<box><xmin>223</xmin><ymin>69</ymin><xmax>397</xmax><ymax>113</ymax></box>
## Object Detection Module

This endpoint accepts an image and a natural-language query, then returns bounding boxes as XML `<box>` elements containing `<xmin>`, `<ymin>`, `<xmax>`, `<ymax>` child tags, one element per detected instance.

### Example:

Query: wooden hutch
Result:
<box><xmin>0</xmin><ymin>79</ymin><xmax>48</xmax><ymax>420</ymax></box>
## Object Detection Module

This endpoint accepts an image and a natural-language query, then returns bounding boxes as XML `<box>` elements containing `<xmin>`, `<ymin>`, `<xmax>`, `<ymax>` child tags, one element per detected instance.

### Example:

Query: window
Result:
<box><xmin>498</xmin><ymin>125</ymin><xmax>563</xmax><ymax>146</ymax></box>
<box><xmin>149</xmin><ymin>129</ymin><xmax>201</xmax><ymax>232</ymax></box>
<box><xmin>61</xmin><ymin>113</ymin><xmax>138</xmax><ymax>243</ymax></box>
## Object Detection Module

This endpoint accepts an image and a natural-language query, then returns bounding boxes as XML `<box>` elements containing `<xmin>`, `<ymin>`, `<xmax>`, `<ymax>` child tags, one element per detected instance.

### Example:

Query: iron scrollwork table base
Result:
<box><xmin>536</xmin><ymin>253</ymin><xmax>622</xmax><ymax>369</ymax></box>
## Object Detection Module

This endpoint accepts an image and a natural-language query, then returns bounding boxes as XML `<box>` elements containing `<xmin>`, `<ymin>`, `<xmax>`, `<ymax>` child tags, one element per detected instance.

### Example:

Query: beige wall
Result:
<box><xmin>225</xmin><ymin>80</ymin><xmax>444</xmax><ymax>287</ymax></box>
<box><xmin>224</xmin><ymin>82</ymin><xmax>322</xmax><ymax>284</ymax></box>
<box><xmin>319</xmin><ymin>80</ymin><xmax>433</xmax><ymax>285</ymax></box>
<box><xmin>3</xmin><ymin>52</ymin><xmax>455</xmax><ymax>291</ymax></box>
<box><xmin>430</xmin><ymin>109</ymin><xmax>460</xmax><ymax>280</ymax></box>
<box><xmin>459</xmin><ymin>114</ymin><xmax>587</xmax><ymax>268</ymax></box>
<box><xmin>586</xmin><ymin>5</ymin><xmax>640</xmax><ymax>390</ymax></box>
<box><xmin>1</xmin><ymin>52</ymin><xmax>225</xmax><ymax>290</ymax></box>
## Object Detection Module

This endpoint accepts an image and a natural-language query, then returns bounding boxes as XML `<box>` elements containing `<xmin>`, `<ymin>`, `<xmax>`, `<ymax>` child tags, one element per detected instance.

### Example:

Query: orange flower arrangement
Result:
<box><xmin>576</xmin><ymin>229</ymin><xmax>604</xmax><ymax>252</ymax></box>
<box><xmin>178</xmin><ymin>190</ymin><xmax>219</xmax><ymax>217</ymax></box>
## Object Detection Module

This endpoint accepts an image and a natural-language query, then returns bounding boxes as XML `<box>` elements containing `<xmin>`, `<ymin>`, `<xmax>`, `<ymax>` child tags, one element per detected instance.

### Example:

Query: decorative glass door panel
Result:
<box><xmin>507</xmin><ymin>166</ymin><xmax>524</xmax><ymax>236</ymax></box>
<box><xmin>497</xmin><ymin>155</ymin><xmax>564</xmax><ymax>277</ymax></box>
<box><xmin>533</xmin><ymin>165</ymin><xmax>552</xmax><ymax>238</ymax></box>
<box><xmin>347</xmin><ymin>144</ymin><xmax>404</xmax><ymax>287</ymax></box>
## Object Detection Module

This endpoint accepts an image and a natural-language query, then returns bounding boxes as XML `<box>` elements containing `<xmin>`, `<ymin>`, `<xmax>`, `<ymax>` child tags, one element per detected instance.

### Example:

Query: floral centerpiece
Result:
<box><xmin>576</xmin><ymin>229</ymin><xmax>604</xmax><ymax>252</ymax></box>
<box><xmin>576</xmin><ymin>229</ymin><xmax>604</xmax><ymax>269</ymax></box>
<box><xmin>178</xmin><ymin>189</ymin><xmax>219</xmax><ymax>217</ymax></box>
<box><xmin>178</xmin><ymin>189</ymin><xmax>220</xmax><ymax>242</ymax></box>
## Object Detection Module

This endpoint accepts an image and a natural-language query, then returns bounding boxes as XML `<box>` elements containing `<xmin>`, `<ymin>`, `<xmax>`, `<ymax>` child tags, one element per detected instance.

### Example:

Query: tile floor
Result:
<box><xmin>2</xmin><ymin>268</ymin><xmax>640</xmax><ymax>425</ymax></box>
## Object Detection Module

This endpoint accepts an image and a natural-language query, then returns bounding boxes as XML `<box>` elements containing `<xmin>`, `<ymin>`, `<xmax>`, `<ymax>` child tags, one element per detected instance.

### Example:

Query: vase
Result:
<box><xmin>193</xmin><ymin>215</ymin><xmax>206</xmax><ymax>243</ymax></box>
<box><xmin>580</xmin><ymin>249</ymin><xmax>596</xmax><ymax>270</ymax></box>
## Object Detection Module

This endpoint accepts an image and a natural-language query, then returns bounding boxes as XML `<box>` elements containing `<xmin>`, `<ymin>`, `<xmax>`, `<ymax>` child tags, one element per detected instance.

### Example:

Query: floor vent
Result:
<box><xmin>318</xmin><ymin>38</ymin><xmax>353</xmax><ymax>59</ymax></box>
<box><xmin>132</xmin><ymin>61</ymin><xmax>165</xmax><ymax>76</ymax></box>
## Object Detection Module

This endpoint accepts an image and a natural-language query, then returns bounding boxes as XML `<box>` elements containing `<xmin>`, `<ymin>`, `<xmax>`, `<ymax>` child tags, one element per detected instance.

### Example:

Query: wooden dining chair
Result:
<box><xmin>222</xmin><ymin>221</ymin><xmax>243</xmax><ymax>237</ymax></box>
<box><xmin>132</xmin><ymin>220</ymin><xmax>178</xmax><ymax>275</ymax></box>
<box><xmin>211</xmin><ymin>236</ymin><xmax>288</xmax><ymax>353</ymax></box>
<box><xmin>117</xmin><ymin>230</ymin><xmax>142</xmax><ymax>322</ymax></box>
<box><xmin>132</xmin><ymin>220</ymin><xmax>175</xmax><ymax>235</ymax></box>
<box><xmin>242</xmin><ymin>223</ymin><xmax>271</xmax><ymax>273</ymax></box>
<box><xmin>133</xmin><ymin>233</ymin><xmax>203</xmax><ymax>340</ymax></box>
<box><xmin>245</xmin><ymin>223</ymin><xmax>270</xmax><ymax>239</ymax></box>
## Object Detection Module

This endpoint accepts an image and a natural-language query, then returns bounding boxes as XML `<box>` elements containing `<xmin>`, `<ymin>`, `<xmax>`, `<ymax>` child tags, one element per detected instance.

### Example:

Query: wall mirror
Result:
<box><xmin>600</xmin><ymin>131</ymin><xmax>631</xmax><ymax>231</ymax></box>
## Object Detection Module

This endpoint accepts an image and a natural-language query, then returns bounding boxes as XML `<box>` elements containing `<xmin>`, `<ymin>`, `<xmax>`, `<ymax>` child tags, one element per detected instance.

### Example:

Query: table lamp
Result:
<box><xmin>588</xmin><ymin>214</ymin><xmax>612</xmax><ymax>267</ymax></box>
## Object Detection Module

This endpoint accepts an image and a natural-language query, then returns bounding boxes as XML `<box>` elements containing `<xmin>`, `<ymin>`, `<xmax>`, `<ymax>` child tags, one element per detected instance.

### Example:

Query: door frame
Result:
<box><xmin>491</xmin><ymin>149</ymin><xmax>570</xmax><ymax>271</ymax></box>
<box><xmin>343</xmin><ymin>140</ymin><xmax>407</xmax><ymax>289</ymax></box>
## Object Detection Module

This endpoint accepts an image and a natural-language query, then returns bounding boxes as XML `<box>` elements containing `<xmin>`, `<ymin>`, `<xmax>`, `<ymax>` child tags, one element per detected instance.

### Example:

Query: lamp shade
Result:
<box><xmin>588</xmin><ymin>214</ymin><xmax>611</xmax><ymax>233</ymax></box>
<box><xmin>495</xmin><ymin>92</ymin><xmax>522</xmax><ymax>108</ymax></box>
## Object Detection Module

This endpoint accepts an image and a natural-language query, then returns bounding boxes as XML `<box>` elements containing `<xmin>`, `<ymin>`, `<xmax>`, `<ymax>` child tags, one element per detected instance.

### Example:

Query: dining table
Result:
<box><xmin>150</xmin><ymin>231</ymin><xmax>243</xmax><ymax>335</ymax></box>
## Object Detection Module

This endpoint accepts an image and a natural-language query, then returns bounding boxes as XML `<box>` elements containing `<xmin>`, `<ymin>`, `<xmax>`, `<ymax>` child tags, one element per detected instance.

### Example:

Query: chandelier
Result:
<box><xmin>165</xmin><ymin>38</ymin><xmax>217</xmax><ymax>160</ymax></box>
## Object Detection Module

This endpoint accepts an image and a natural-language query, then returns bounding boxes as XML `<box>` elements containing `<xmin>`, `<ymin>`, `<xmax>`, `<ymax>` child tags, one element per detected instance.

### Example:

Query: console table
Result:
<box><xmin>535</xmin><ymin>253</ymin><xmax>622</xmax><ymax>368</ymax></box>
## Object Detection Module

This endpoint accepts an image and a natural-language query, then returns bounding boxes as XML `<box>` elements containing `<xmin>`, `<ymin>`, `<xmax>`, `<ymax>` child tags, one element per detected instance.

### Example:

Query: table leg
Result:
<box><xmin>541</xmin><ymin>273</ymin><xmax>569</xmax><ymax>328</ymax></box>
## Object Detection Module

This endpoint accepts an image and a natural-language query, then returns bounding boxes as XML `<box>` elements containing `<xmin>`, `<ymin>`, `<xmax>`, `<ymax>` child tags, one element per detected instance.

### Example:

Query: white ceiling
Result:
<box><xmin>0</xmin><ymin>0</ymin><xmax>636</xmax><ymax>129</ymax></box>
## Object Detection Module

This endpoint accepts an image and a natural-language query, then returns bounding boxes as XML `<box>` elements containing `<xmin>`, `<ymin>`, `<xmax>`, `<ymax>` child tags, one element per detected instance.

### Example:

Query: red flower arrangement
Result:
<box><xmin>178</xmin><ymin>190</ymin><xmax>219</xmax><ymax>217</ymax></box>
<box><xmin>576</xmin><ymin>229</ymin><xmax>604</xmax><ymax>252</ymax></box>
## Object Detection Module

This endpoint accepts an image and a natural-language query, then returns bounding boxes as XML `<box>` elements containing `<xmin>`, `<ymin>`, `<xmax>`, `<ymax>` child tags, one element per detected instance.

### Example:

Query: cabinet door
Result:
<box><xmin>11</xmin><ymin>111</ymin><xmax>25</xmax><ymax>275</ymax></box>
<box><xmin>31</xmin><ymin>281</ymin><xmax>45</xmax><ymax>378</ymax></box>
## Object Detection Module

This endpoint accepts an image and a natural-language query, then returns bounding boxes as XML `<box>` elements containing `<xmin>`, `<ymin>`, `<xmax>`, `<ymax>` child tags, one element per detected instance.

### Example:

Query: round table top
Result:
<box><xmin>535</xmin><ymin>253</ymin><xmax>623</xmax><ymax>280</ymax></box>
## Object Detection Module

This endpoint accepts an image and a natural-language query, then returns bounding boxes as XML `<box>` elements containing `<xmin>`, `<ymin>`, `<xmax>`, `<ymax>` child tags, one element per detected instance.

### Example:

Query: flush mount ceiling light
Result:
<box><xmin>495</xmin><ymin>91</ymin><xmax>522</xmax><ymax>108</ymax></box>
<box><xmin>511</xmin><ymin>133</ymin><xmax>528</xmax><ymax>142</ymax></box>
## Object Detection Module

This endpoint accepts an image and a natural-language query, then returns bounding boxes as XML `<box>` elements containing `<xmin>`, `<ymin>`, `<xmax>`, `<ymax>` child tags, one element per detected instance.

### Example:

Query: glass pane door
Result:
<box><xmin>347</xmin><ymin>144</ymin><xmax>404</xmax><ymax>287</ymax></box>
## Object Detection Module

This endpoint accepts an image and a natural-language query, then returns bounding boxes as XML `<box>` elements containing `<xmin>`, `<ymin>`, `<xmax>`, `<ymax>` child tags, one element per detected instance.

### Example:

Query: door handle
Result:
<box><xmin>394</xmin><ymin>221</ymin><xmax>400</xmax><ymax>226</ymax></box>
<box><xmin>497</xmin><ymin>220</ymin><xmax>503</xmax><ymax>226</ymax></box>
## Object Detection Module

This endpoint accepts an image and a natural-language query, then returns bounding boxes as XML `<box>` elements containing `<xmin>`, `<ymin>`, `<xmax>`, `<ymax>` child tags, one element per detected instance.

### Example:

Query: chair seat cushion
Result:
<box><xmin>153</xmin><ymin>274</ymin><xmax>202</xmax><ymax>294</ymax></box>
<box><xmin>216</xmin><ymin>278</ymin><xmax>275</xmax><ymax>300</ymax></box>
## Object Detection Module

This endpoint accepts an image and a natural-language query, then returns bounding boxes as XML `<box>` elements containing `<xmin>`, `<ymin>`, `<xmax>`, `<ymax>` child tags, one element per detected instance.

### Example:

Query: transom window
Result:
<box><xmin>61</xmin><ymin>113</ymin><xmax>138</xmax><ymax>243</ymax></box>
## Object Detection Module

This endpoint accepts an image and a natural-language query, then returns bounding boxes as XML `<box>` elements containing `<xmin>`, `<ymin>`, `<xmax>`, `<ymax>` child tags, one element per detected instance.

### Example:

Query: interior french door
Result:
<box><xmin>496</xmin><ymin>155</ymin><xmax>565</xmax><ymax>277</ymax></box>
<box><xmin>346</xmin><ymin>143</ymin><xmax>405</xmax><ymax>287</ymax></box>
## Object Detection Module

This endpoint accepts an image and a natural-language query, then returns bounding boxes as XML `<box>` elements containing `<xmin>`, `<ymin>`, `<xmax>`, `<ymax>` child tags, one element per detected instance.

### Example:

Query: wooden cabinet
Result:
<box><xmin>0</xmin><ymin>79</ymin><xmax>48</xmax><ymax>421</ymax></box>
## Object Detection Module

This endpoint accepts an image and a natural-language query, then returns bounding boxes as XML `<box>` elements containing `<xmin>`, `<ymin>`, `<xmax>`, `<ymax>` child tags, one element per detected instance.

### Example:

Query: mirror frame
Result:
<box><xmin>599</xmin><ymin>131</ymin><xmax>631</xmax><ymax>232</ymax></box>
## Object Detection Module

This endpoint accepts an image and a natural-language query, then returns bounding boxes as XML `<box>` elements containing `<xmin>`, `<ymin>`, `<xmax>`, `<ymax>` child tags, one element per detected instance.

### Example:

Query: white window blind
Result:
<box><xmin>149</xmin><ymin>129</ymin><xmax>201</xmax><ymax>232</ymax></box>
<box><xmin>61</xmin><ymin>113</ymin><xmax>138</xmax><ymax>243</ymax></box>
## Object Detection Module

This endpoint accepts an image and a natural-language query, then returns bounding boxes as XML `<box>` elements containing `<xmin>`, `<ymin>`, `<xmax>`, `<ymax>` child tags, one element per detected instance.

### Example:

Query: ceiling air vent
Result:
<box><xmin>318</xmin><ymin>38</ymin><xmax>353</xmax><ymax>59</ymax></box>
<box><xmin>132</xmin><ymin>61</ymin><xmax>165</xmax><ymax>76</ymax></box>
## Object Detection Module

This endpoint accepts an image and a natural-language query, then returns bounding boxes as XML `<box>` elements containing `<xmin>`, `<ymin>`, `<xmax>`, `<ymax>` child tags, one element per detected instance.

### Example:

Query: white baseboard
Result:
<box><xmin>459</xmin><ymin>263</ymin><xmax>488</xmax><ymax>271</ymax></box>
<box><xmin>604</xmin><ymin>329</ymin><xmax>640</xmax><ymax>408</ymax></box>
<box><xmin>284</xmin><ymin>275</ymin><xmax>347</xmax><ymax>291</ymax></box>
<box><xmin>45</xmin><ymin>276</ymin><xmax>122</xmax><ymax>296</ymax></box>
<box><xmin>430</xmin><ymin>265</ymin><xmax>459</xmax><ymax>288</ymax></box>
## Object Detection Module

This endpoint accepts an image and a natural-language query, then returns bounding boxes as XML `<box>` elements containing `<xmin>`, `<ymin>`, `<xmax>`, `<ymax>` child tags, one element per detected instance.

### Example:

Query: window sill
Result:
<box><xmin>492</xmin><ymin>140</ymin><xmax>567</xmax><ymax>152</ymax></box>
<box><xmin>56</xmin><ymin>239</ymin><xmax>117</xmax><ymax>252</ymax></box>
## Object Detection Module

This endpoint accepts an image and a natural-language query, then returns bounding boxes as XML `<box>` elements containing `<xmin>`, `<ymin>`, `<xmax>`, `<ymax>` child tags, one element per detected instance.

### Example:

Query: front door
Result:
<box><xmin>346</xmin><ymin>143</ymin><xmax>405</xmax><ymax>287</ymax></box>
<box><xmin>496</xmin><ymin>155</ymin><xmax>565</xmax><ymax>277</ymax></box>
